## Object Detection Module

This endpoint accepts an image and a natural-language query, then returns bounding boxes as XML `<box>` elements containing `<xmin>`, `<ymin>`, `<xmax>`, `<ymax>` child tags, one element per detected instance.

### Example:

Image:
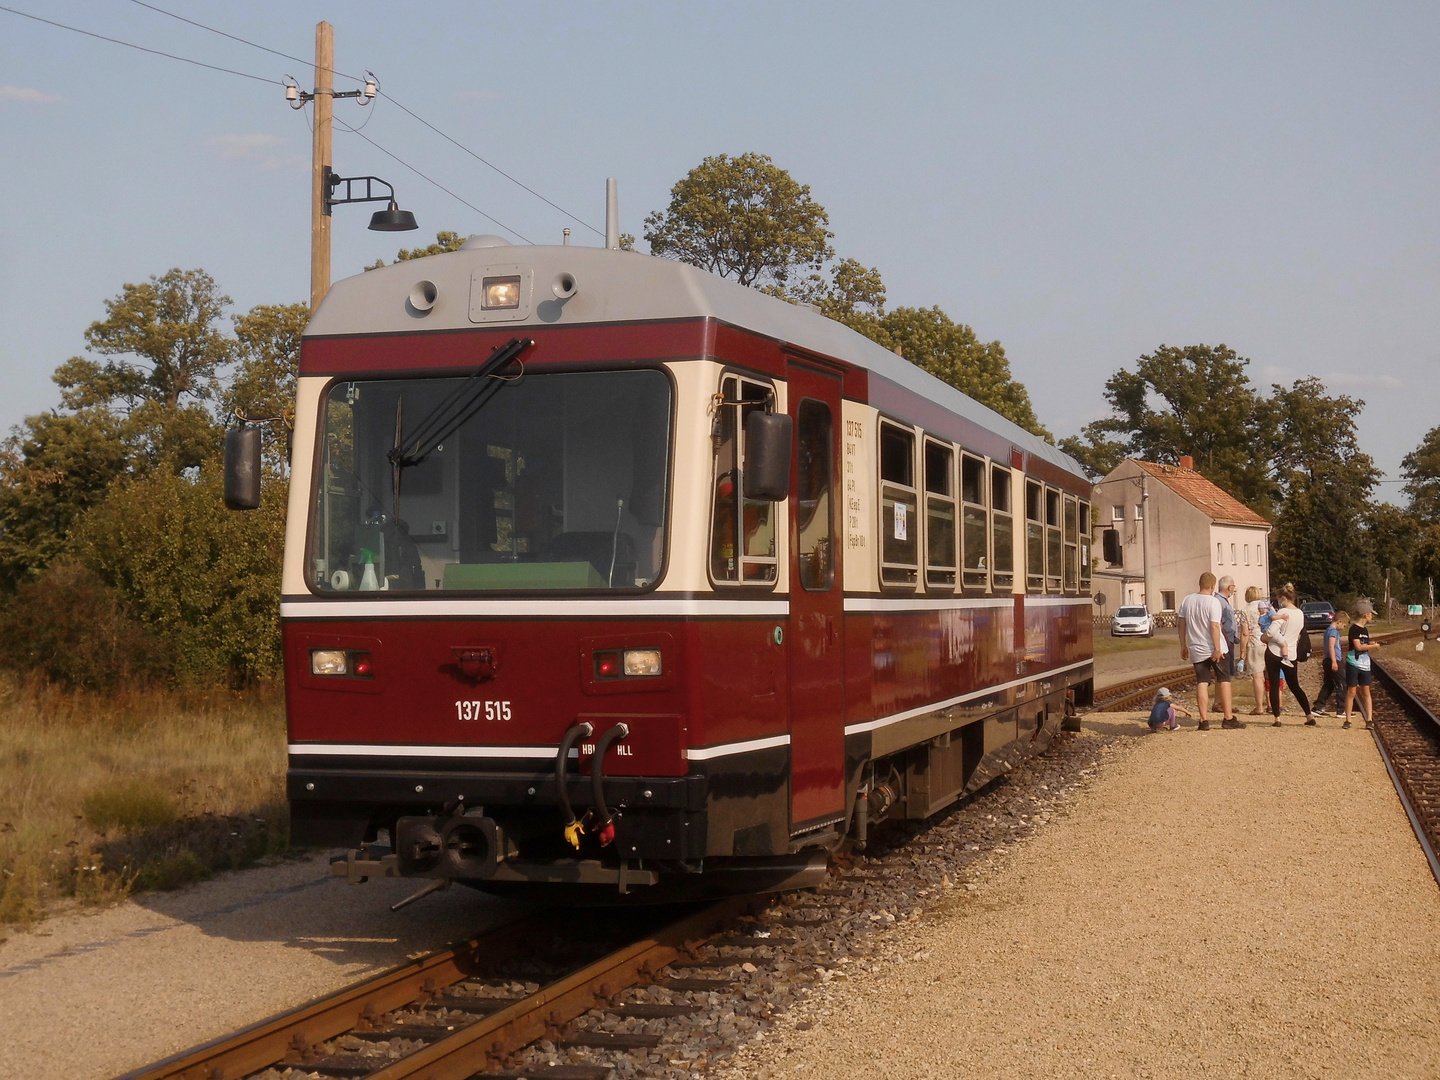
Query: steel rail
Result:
<box><xmin>1370</xmin><ymin>660</ymin><xmax>1440</xmax><ymax>890</ymax></box>
<box><xmin>1090</xmin><ymin>627</ymin><xmax>1423</xmax><ymax>714</ymax></box>
<box><xmin>115</xmin><ymin>899</ymin><xmax>743</xmax><ymax>1080</ymax></box>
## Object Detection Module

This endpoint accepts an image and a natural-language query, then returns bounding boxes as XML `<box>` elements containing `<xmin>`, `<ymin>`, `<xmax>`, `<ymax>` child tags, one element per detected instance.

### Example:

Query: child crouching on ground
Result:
<box><xmin>1147</xmin><ymin>687</ymin><xmax>1193</xmax><ymax>732</ymax></box>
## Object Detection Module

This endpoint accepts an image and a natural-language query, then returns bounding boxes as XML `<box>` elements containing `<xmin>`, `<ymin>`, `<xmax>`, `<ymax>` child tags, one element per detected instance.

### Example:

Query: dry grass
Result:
<box><xmin>0</xmin><ymin>674</ymin><xmax>288</xmax><ymax>924</ymax></box>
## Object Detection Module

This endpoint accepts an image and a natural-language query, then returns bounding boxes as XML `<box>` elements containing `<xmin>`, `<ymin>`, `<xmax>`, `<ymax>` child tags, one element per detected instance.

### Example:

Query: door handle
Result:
<box><xmin>827</xmin><ymin>617</ymin><xmax>838</xmax><ymax>649</ymax></box>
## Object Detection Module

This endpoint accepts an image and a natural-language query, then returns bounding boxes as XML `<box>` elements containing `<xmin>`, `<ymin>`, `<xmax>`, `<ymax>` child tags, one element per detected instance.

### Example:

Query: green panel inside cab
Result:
<box><xmin>441</xmin><ymin>562</ymin><xmax>608</xmax><ymax>590</ymax></box>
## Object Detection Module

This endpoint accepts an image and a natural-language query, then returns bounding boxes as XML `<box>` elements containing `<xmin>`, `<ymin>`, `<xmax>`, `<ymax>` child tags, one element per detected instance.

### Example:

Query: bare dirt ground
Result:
<box><xmin>723</xmin><ymin>717</ymin><xmax>1440</xmax><ymax>1079</ymax></box>
<box><xmin>0</xmin><ymin>853</ymin><xmax>519</xmax><ymax>1080</ymax></box>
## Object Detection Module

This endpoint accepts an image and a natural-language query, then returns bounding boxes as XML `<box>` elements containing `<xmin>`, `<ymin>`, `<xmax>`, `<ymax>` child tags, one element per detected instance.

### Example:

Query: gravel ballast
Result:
<box><xmin>721</xmin><ymin>720</ymin><xmax>1440</xmax><ymax>1080</ymax></box>
<box><xmin>0</xmin><ymin>853</ymin><xmax>519</xmax><ymax>1080</ymax></box>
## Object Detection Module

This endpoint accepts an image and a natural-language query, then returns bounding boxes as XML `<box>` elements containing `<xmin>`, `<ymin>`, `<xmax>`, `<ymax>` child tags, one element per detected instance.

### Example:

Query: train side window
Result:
<box><xmin>923</xmin><ymin>439</ymin><xmax>956</xmax><ymax>588</ymax></box>
<box><xmin>1063</xmin><ymin>494</ymin><xmax>1079</xmax><ymax>593</ymax></box>
<box><xmin>709</xmin><ymin>375</ymin><xmax>778</xmax><ymax>586</ymax></box>
<box><xmin>960</xmin><ymin>453</ymin><xmax>989</xmax><ymax>590</ymax></box>
<box><xmin>878</xmin><ymin>421</ymin><xmax>918</xmax><ymax>586</ymax></box>
<box><xmin>796</xmin><ymin>399</ymin><xmax>834</xmax><ymax>591</ymax></box>
<box><xmin>1045</xmin><ymin>487</ymin><xmax>1062</xmax><ymax>593</ymax></box>
<box><xmin>1025</xmin><ymin>479</ymin><xmax>1044</xmax><ymax>593</ymax></box>
<box><xmin>991</xmin><ymin>466</ymin><xmax>1014</xmax><ymax>591</ymax></box>
<box><xmin>1078</xmin><ymin>501</ymin><xmax>1092</xmax><ymax>591</ymax></box>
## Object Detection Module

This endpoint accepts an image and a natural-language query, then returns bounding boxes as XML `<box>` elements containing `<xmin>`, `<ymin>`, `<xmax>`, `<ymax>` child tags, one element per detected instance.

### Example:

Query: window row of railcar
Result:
<box><xmin>706</xmin><ymin>372</ymin><xmax>1091</xmax><ymax>597</ymax></box>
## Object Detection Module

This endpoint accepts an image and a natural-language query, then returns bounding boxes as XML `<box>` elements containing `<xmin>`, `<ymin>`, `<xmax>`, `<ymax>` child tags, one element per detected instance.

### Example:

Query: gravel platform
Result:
<box><xmin>0</xmin><ymin>853</ymin><xmax>520</xmax><ymax>1080</ymax></box>
<box><xmin>721</xmin><ymin>721</ymin><xmax>1440</xmax><ymax>1080</ymax></box>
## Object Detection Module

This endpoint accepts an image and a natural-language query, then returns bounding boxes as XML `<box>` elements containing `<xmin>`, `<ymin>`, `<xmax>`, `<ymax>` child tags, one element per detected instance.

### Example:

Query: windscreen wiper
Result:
<box><xmin>388</xmin><ymin>336</ymin><xmax>534</xmax><ymax>471</ymax></box>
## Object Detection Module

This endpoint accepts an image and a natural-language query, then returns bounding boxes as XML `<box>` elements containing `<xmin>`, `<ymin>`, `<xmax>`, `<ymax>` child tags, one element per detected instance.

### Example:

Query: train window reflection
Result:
<box><xmin>1063</xmin><ymin>495</ymin><xmax>1079</xmax><ymax>593</ymax></box>
<box><xmin>961</xmin><ymin>454</ymin><xmax>988</xmax><ymax>590</ymax></box>
<box><xmin>709</xmin><ymin>375</ymin><xmax>778</xmax><ymax>586</ymax></box>
<box><xmin>1045</xmin><ymin>488</ymin><xmax>1062</xmax><ymax>592</ymax></box>
<box><xmin>796</xmin><ymin>400</ymin><xmax>834</xmax><ymax>591</ymax></box>
<box><xmin>991</xmin><ymin>466</ymin><xmax>1014</xmax><ymax>590</ymax></box>
<box><xmin>1025</xmin><ymin>479</ymin><xmax>1044</xmax><ymax>593</ymax></box>
<box><xmin>1078</xmin><ymin>501</ymin><xmax>1091</xmax><ymax>591</ymax></box>
<box><xmin>311</xmin><ymin>369</ymin><xmax>671</xmax><ymax>593</ymax></box>
<box><xmin>879</xmin><ymin>421</ymin><xmax>918</xmax><ymax>586</ymax></box>
<box><xmin>924</xmin><ymin>439</ymin><xmax>956</xmax><ymax>588</ymax></box>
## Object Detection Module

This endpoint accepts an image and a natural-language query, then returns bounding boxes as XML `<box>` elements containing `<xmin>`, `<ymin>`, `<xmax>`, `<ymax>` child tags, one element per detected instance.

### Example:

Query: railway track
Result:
<box><xmin>1091</xmin><ymin>627</ymin><xmax>1424</xmax><ymax>714</ymax></box>
<box><xmin>117</xmin><ymin>899</ymin><xmax>753</xmax><ymax>1080</ymax></box>
<box><xmin>1370</xmin><ymin>661</ymin><xmax>1440</xmax><ymax>889</ymax></box>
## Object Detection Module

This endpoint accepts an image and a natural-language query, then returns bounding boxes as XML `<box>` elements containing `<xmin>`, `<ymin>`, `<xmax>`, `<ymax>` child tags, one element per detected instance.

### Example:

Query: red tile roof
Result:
<box><xmin>1132</xmin><ymin>460</ymin><xmax>1271</xmax><ymax>528</ymax></box>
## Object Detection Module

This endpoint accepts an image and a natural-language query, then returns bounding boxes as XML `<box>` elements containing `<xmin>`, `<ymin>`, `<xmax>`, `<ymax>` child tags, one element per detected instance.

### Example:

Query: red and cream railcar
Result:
<box><xmin>273</xmin><ymin>235</ymin><xmax>1093</xmax><ymax>899</ymax></box>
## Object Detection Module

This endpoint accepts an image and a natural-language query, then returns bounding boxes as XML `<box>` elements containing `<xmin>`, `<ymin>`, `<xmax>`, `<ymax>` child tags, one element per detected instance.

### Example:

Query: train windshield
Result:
<box><xmin>310</xmin><ymin>369</ymin><xmax>670</xmax><ymax>593</ymax></box>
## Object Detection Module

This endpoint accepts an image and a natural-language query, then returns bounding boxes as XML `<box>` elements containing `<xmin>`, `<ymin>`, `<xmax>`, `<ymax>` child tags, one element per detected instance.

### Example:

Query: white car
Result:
<box><xmin>1111</xmin><ymin>605</ymin><xmax>1155</xmax><ymax>637</ymax></box>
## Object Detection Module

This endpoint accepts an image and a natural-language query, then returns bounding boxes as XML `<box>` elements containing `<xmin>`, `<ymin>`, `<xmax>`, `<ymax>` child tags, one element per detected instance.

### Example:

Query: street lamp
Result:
<box><xmin>324</xmin><ymin>168</ymin><xmax>418</xmax><ymax>232</ymax></box>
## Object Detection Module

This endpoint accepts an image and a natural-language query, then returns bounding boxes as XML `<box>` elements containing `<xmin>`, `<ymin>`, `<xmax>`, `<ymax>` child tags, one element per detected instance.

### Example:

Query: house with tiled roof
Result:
<box><xmin>1091</xmin><ymin>457</ymin><xmax>1272</xmax><ymax>617</ymax></box>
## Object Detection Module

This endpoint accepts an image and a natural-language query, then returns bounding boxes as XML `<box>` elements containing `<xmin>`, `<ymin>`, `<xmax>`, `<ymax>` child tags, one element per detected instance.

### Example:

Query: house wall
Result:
<box><xmin>1090</xmin><ymin>460</ymin><xmax>1272</xmax><ymax>617</ymax></box>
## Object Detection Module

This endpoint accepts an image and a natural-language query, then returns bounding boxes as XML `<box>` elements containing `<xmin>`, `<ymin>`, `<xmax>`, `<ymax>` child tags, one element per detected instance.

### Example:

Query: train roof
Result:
<box><xmin>307</xmin><ymin>237</ymin><xmax>1081</xmax><ymax>476</ymax></box>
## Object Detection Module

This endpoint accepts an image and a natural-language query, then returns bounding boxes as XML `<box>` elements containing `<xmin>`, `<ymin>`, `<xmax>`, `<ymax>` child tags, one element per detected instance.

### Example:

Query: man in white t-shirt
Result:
<box><xmin>1177</xmin><ymin>571</ymin><xmax>1245</xmax><ymax>731</ymax></box>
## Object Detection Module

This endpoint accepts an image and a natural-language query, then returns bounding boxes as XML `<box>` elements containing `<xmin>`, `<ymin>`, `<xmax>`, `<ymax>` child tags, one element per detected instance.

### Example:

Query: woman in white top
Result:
<box><xmin>1241</xmin><ymin>586</ymin><xmax>1268</xmax><ymax>715</ymax></box>
<box><xmin>1263</xmin><ymin>583</ymin><xmax>1313</xmax><ymax>724</ymax></box>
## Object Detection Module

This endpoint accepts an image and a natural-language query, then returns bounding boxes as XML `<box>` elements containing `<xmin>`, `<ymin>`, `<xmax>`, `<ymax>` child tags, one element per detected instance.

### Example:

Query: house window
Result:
<box><xmin>991</xmin><ymin>466</ymin><xmax>1014</xmax><ymax>590</ymax></box>
<box><xmin>1111</xmin><ymin>504</ymin><xmax>1123</xmax><ymax>522</ymax></box>
<box><xmin>1257</xmin><ymin>544</ymin><xmax>1263</xmax><ymax>566</ymax></box>
<box><xmin>1244</xmin><ymin>544</ymin><xmax>1250</xmax><ymax>565</ymax></box>
<box><xmin>1161</xmin><ymin>590</ymin><xmax>1176</xmax><ymax>611</ymax></box>
<box><xmin>1025</xmin><ymin>479</ymin><xmax>1044</xmax><ymax>593</ymax></box>
<box><xmin>1217</xmin><ymin>542</ymin><xmax>1224</xmax><ymax>564</ymax></box>
<box><xmin>923</xmin><ymin>439</ymin><xmax>956</xmax><ymax>589</ymax></box>
<box><xmin>961</xmin><ymin>453</ymin><xmax>989</xmax><ymax>590</ymax></box>
<box><xmin>1231</xmin><ymin>543</ymin><xmax>1237</xmax><ymax>564</ymax></box>
<box><xmin>879</xmin><ymin>422</ymin><xmax>918</xmax><ymax>586</ymax></box>
<box><xmin>1134</xmin><ymin>503</ymin><xmax>1144</xmax><ymax>521</ymax></box>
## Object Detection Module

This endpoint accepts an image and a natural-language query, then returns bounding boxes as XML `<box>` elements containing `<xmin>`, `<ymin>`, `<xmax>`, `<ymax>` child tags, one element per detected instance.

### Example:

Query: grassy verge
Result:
<box><xmin>1092</xmin><ymin>625</ymin><xmax>1180</xmax><ymax>658</ymax></box>
<box><xmin>0</xmin><ymin>674</ymin><xmax>288</xmax><ymax>925</ymax></box>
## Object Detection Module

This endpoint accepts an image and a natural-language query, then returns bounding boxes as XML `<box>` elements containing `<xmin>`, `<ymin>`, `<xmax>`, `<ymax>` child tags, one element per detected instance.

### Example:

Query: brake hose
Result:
<box><xmin>556</xmin><ymin>721</ymin><xmax>593</xmax><ymax>847</ymax></box>
<box><xmin>591</xmin><ymin>723</ymin><xmax>631</xmax><ymax>843</ymax></box>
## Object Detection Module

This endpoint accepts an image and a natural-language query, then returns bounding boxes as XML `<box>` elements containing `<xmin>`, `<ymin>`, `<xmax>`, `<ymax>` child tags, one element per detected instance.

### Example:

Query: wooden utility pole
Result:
<box><xmin>309</xmin><ymin>21</ymin><xmax>334</xmax><ymax>313</ymax></box>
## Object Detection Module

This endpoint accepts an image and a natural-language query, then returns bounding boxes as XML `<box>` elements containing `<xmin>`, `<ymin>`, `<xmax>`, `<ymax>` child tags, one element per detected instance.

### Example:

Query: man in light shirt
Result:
<box><xmin>1177</xmin><ymin>571</ymin><xmax>1245</xmax><ymax>730</ymax></box>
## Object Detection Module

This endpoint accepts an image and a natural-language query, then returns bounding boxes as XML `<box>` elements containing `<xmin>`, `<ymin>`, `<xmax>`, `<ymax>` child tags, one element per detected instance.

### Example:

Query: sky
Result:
<box><xmin>1</xmin><ymin>1</ymin><xmax>1436</xmax><ymax>496</ymax></box>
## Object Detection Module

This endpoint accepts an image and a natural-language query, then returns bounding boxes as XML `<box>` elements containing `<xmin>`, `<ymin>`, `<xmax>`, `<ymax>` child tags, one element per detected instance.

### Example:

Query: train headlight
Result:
<box><xmin>481</xmin><ymin>275</ymin><xmax>521</xmax><ymax>309</ymax></box>
<box><xmin>623</xmin><ymin>648</ymin><xmax>662</xmax><ymax>677</ymax></box>
<box><xmin>311</xmin><ymin>649</ymin><xmax>348</xmax><ymax>676</ymax></box>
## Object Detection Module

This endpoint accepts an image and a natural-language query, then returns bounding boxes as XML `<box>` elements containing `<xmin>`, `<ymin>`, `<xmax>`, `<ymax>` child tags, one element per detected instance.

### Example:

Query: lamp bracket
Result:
<box><xmin>323</xmin><ymin>168</ymin><xmax>398</xmax><ymax>216</ymax></box>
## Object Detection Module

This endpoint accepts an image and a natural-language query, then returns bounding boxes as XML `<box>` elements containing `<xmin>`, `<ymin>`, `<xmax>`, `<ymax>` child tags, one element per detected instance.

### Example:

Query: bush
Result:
<box><xmin>0</xmin><ymin>560</ymin><xmax>171</xmax><ymax>690</ymax></box>
<box><xmin>71</xmin><ymin>466</ymin><xmax>287</xmax><ymax>686</ymax></box>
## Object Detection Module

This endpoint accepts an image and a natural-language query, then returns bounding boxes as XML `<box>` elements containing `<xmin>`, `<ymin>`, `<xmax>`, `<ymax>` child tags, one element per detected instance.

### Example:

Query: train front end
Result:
<box><xmin>276</xmin><ymin>242</ymin><xmax>810</xmax><ymax>901</ymax></box>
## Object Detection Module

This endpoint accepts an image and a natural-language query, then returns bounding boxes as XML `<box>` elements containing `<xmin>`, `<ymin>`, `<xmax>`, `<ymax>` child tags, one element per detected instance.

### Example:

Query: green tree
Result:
<box><xmin>225</xmin><ymin>303</ymin><xmax>309</xmax><ymax>470</ymax></box>
<box><xmin>81</xmin><ymin>268</ymin><xmax>233</xmax><ymax>409</ymax></box>
<box><xmin>72</xmin><ymin>468</ymin><xmax>287</xmax><ymax>685</ymax></box>
<box><xmin>0</xmin><ymin>408</ymin><xmax>128</xmax><ymax>590</ymax></box>
<box><xmin>1056</xmin><ymin>432</ymin><xmax>1128</xmax><ymax>480</ymax></box>
<box><xmin>367</xmin><ymin>230</ymin><xmax>467</xmax><ymax>270</ymax></box>
<box><xmin>1266</xmin><ymin>377</ymin><xmax>1379</xmax><ymax>599</ymax></box>
<box><xmin>1069</xmin><ymin>344</ymin><xmax>1271</xmax><ymax>513</ymax></box>
<box><xmin>851</xmin><ymin>308</ymin><xmax>1049</xmax><ymax>438</ymax></box>
<box><xmin>644</xmin><ymin>153</ymin><xmax>834</xmax><ymax>292</ymax></box>
<box><xmin>1401</xmin><ymin>425</ymin><xmax>1440</xmax><ymax>523</ymax></box>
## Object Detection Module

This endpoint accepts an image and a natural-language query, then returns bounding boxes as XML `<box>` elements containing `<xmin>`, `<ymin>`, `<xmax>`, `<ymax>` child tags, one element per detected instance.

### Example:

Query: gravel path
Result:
<box><xmin>721</xmin><ymin>722</ymin><xmax>1440</xmax><ymax>1079</ymax></box>
<box><xmin>0</xmin><ymin>853</ymin><xmax>519</xmax><ymax>1080</ymax></box>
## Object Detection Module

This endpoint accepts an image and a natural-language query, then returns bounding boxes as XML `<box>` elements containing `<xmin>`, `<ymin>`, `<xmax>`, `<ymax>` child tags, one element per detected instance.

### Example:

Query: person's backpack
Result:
<box><xmin>1296</xmin><ymin>629</ymin><xmax>1312</xmax><ymax>663</ymax></box>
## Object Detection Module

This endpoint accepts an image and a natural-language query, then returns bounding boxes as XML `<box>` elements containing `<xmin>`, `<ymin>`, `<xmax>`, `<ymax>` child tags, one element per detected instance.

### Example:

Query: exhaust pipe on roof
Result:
<box><xmin>605</xmin><ymin>177</ymin><xmax>620</xmax><ymax>250</ymax></box>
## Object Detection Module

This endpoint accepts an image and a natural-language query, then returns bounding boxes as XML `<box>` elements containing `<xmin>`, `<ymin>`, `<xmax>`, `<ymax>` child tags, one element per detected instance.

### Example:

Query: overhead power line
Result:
<box><xmin>127</xmin><ymin>0</ymin><xmax>604</xmax><ymax>237</ymax></box>
<box><xmin>334</xmin><ymin>116</ymin><xmax>533</xmax><ymax>244</ymax></box>
<box><xmin>0</xmin><ymin>4</ymin><xmax>280</xmax><ymax>85</ymax></box>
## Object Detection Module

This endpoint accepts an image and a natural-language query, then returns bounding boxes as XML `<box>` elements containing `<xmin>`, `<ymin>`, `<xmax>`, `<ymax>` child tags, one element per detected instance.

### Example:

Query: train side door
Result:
<box><xmin>786</xmin><ymin>361</ymin><xmax>846</xmax><ymax>833</ymax></box>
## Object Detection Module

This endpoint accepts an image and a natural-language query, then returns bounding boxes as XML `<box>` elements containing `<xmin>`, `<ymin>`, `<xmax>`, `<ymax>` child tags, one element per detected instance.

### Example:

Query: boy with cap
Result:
<box><xmin>1146</xmin><ymin>687</ymin><xmax>1192</xmax><ymax>732</ymax></box>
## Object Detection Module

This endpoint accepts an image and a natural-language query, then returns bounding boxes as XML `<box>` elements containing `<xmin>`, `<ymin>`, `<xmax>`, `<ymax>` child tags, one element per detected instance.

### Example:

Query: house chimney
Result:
<box><xmin>1179</xmin><ymin>455</ymin><xmax>1194</xmax><ymax>470</ymax></box>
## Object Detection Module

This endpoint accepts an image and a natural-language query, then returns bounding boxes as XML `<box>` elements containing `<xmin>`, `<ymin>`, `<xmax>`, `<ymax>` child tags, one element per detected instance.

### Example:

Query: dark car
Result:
<box><xmin>1301</xmin><ymin>601</ymin><xmax>1336</xmax><ymax>632</ymax></box>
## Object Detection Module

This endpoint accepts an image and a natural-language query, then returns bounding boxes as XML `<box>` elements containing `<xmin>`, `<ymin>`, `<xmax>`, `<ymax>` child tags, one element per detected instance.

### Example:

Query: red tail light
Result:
<box><xmin>595</xmin><ymin>651</ymin><xmax>621</xmax><ymax>679</ymax></box>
